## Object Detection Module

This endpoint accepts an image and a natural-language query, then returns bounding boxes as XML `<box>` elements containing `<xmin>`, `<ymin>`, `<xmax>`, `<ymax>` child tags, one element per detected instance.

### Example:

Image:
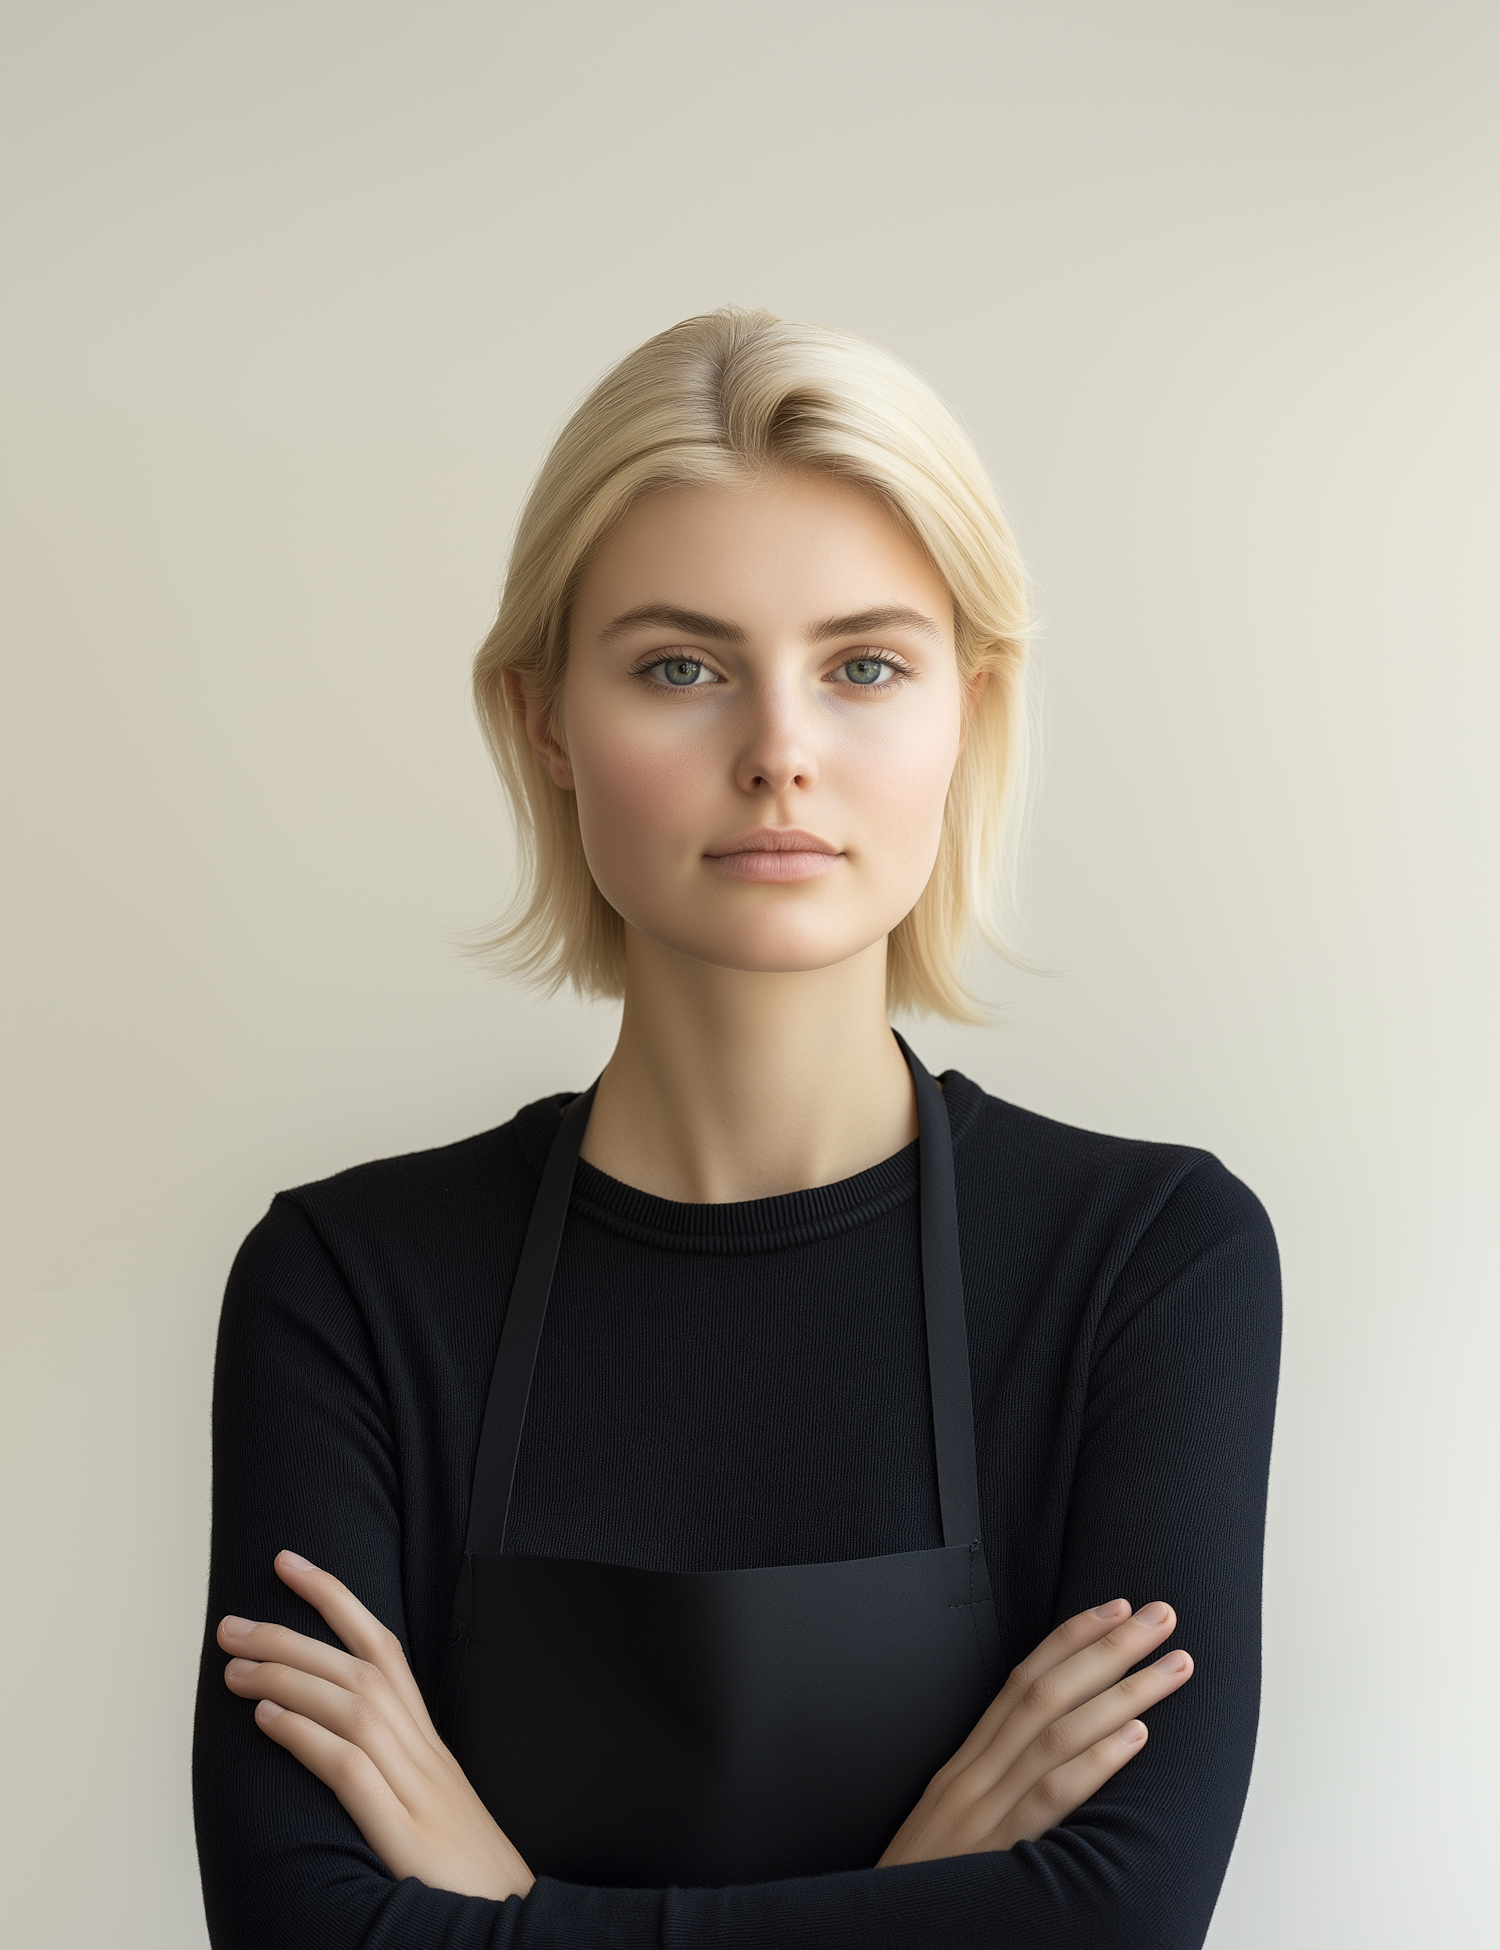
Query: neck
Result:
<box><xmin>580</xmin><ymin>929</ymin><xmax>917</xmax><ymax>1202</ymax></box>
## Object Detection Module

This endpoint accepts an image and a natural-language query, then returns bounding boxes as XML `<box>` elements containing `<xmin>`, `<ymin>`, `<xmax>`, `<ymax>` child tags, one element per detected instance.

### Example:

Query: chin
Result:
<box><xmin>647</xmin><ymin>920</ymin><xmax>894</xmax><ymax>978</ymax></box>
<box><xmin>612</xmin><ymin>887</ymin><xmax>920</xmax><ymax>980</ymax></box>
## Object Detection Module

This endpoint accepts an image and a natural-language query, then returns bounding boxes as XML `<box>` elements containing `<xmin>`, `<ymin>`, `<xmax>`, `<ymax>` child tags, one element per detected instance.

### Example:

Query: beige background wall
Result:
<box><xmin>2</xmin><ymin>3</ymin><xmax>1496</xmax><ymax>1944</ymax></box>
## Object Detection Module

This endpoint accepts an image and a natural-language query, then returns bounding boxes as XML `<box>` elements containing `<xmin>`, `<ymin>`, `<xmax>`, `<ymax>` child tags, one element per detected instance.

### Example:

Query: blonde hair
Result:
<box><xmin>472</xmin><ymin>307</ymin><xmax>1029</xmax><ymax>1021</ymax></box>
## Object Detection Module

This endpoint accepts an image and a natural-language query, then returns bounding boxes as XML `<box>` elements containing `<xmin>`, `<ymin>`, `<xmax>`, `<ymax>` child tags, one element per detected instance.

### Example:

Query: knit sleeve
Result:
<box><xmin>193</xmin><ymin>1155</ymin><xmax>1279</xmax><ymax>1950</ymax></box>
<box><xmin>192</xmin><ymin>1195</ymin><xmax>511</xmax><ymax>1948</ymax></box>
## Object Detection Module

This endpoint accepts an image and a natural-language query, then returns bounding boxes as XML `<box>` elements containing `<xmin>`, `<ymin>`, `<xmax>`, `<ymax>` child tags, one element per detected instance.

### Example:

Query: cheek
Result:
<box><xmin>839</xmin><ymin>704</ymin><xmax>962</xmax><ymax>870</ymax></box>
<box><xmin>564</xmin><ymin>697</ymin><xmax>716</xmax><ymax>887</ymax></box>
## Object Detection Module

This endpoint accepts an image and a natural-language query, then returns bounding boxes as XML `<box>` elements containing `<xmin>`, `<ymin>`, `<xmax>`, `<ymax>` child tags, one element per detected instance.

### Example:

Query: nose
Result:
<box><xmin>733</xmin><ymin>674</ymin><xmax>819</xmax><ymax>797</ymax></box>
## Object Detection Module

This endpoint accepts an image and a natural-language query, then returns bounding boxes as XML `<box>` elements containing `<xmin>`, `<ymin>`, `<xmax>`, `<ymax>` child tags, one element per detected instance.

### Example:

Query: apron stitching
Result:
<box><xmin>440</xmin><ymin>1630</ymin><xmax>474</xmax><ymax>1744</ymax></box>
<box><xmin>966</xmin><ymin>1542</ymin><xmax>991</xmax><ymax>1692</ymax></box>
<box><xmin>452</xmin><ymin>1631</ymin><xmax>474</xmax><ymax>1718</ymax></box>
<box><xmin>440</xmin><ymin>1555</ymin><xmax>477</xmax><ymax>1742</ymax></box>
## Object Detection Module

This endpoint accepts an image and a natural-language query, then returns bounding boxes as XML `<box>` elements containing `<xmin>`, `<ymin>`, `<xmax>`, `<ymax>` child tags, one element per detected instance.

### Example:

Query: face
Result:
<box><xmin>528</xmin><ymin>471</ymin><xmax>966</xmax><ymax>980</ymax></box>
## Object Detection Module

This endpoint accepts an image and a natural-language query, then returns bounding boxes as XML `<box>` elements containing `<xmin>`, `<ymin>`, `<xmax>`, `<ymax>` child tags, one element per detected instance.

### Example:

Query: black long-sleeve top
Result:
<box><xmin>192</xmin><ymin>1068</ymin><xmax>1280</xmax><ymax>1949</ymax></box>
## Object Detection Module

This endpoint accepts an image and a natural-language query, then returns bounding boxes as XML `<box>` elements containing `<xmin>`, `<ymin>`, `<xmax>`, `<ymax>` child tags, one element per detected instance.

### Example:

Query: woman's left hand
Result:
<box><xmin>219</xmin><ymin>1550</ymin><xmax>533</xmax><ymax>1902</ymax></box>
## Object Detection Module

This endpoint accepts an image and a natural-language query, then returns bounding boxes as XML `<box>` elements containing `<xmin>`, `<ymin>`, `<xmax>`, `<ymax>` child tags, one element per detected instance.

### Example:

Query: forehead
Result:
<box><xmin>572</xmin><ymin>473</ymin><xmax>953</xmax><ymax>635</ymax></box>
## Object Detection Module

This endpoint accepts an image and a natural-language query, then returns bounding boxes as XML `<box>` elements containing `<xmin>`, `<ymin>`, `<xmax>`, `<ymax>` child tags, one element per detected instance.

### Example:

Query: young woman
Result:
<box><xmin>192</xmin><ymin>309</ymin><xmax>1280</xmax><ymax>1949</ymax></box>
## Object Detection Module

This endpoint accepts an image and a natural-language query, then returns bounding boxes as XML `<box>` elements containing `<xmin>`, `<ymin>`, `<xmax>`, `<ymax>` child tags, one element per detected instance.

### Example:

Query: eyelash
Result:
<box><xmin>630</xmin><ymin>650</ymin><xmax>915</xmax><ymax>691</ymax></box>
<box><xmin>833</xmin><ymin>651</ymin><xmax>913</xmax><ymax>690</ymax></box>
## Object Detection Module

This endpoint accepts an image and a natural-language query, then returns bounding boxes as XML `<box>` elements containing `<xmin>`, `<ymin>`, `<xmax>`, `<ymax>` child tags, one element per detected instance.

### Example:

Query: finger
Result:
<box><xmin>973</xmin><ymin>1603</ymin><xmax>1180</xmax><ymax>1784</ymax></box>
<box><xmin>225</xmin><ymin>1657</ymin><xmax>435</xmax><ymax>1792</ymax></box>
<box><xmin>218</xmin><ymin>1617</ymin><xmax>367</xmax><ymax>1691</ymax></box>
<box><xmin>272</xmin><ymin>1551</ymin><xmax>438</xmax><ymax>1738</ymax></box>
<box><xmin>991</xmin><ymin>1721</ymin><xmax>1150</xmax><ymax>1850</ymax></box>
<box><xmin>930</xmin><ymin>1600</ymin><xmax>1133</xmax><ymax>1782</ymax></box>
<box><xmin>938</xmin><ymin>1600</ymin><xmax>1175</xmax><ymax>1789</ymax></box>
<box><xmin>1009</xmin><ymin>1600</ymin><xmax>1136</xmax><ymax>1687</ymax></box>
<box><xmin>1022</xmin><ymin>1602</ymin><xmax>1178</xmax><ymax>1710</ymax></box>
<box><xmin>979</xmin><ymin>1649</ymin><xmax>1193</xmax><ymax>1819</ymax></box>
<box><xmin>217</xmin><ymin>1618</ymin><xmax>437</xmax><ymax>1775</ymax></box>
<box><xmin>251</xmin><ymin>1700</ymin><xmax>421</xmax><ymax>1881</ymax></box>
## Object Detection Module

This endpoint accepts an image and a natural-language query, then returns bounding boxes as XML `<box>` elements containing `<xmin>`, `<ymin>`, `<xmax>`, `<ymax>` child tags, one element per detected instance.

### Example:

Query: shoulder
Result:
<box><xmin>943</xmin><ymin>1066</ymin><xmax>1219</xmax><ymax>1200</ymax></box>
<box><xmin>288</xmin><ymin>1089</ymin><xmax>574</xmax><ymax>1219</ymax></box>
<box><xmin>289</xmin><ymin>1088</ymin><xmax>579</xmax><ymax>1227</ymax></box>
<box><xmin>941</xmin><ymin>1069</ymin><xmax>1279</xmax><ymax>1314</ymax></box>
<box><xmin>224</xmin><ymin>1091</ymin><xmax>582</xmax><ymax>1324</ymax></box>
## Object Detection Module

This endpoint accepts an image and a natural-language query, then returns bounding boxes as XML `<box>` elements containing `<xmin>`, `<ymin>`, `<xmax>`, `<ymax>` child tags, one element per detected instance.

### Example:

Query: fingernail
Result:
<box><xmin>1157</xmin><ymin>1650</ymin><xmax>1190</xmax><ymax>1674</ymax></box>
<box><xmin>255</xmin><ymin>1700</ymin><xmax>285</xmax><ymax>1720</ymax></box>
<box><xmin>226</xmin><ymin>1658</ymin><xmax>262</xmax><ymax>1678</ymax></box>
<box><xmin>1094</xmin><ymin>1599</ymin><xmax>1130</xmax><ymax>1620</ymax></box>
<box><xmin>1138</xmin><ymin>1602</ymin><xmax>1171</xmax><ymax>1626</ymax></box>
<box><xmin>221</xmin><ymin>1616</ymin><xmax>256</xmax><ymax>1638</ymax></box>
<box><xmin>277</xmin><ymin>1551</ymin><xmax>311</xmax><ymax>1571</ymax></box>
<box><xmin>1122</xmin><ymin>1721</ymin><xmax>1148</xmax><ymax>1746</ymax></box>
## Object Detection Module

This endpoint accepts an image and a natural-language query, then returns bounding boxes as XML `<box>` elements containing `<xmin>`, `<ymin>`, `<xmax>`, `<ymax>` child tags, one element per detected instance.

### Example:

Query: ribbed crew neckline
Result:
<box><xmin>511</xmin><ymin>1069</ymin><xmax>982</xmax><ymax>1258</ymax></box>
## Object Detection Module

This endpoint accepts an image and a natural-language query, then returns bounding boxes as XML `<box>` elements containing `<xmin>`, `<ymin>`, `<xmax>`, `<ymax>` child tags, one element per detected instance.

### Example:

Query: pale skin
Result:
<box><xmin>222</xmin><ymin>471</ymin><xmax>1194</xmax><ymax>1900</ymax></box>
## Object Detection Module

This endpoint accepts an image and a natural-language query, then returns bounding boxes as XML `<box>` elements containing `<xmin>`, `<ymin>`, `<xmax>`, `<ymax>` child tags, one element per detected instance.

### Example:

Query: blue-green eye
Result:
<box><xmin>658</xmin><ymin>658</ymin><xmax>707</xmax><ymax>686</ymax></box>
<box><xmin>843</xmin><ymin>658</ymin><xmax>888</xmax><ymax>685</ymax></box>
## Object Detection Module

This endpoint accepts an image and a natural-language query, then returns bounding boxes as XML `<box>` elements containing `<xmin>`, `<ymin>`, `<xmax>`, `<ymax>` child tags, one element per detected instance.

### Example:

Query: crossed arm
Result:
<box><xmin>195</xmin><ymin>1167</ymin><xmax>1279</xmax><ymax>1948</ymax></box>
<box><xmin>218</xmin><ymin>1548</ymin><xmax>1193</xmax><ymax>1901</ymax></box>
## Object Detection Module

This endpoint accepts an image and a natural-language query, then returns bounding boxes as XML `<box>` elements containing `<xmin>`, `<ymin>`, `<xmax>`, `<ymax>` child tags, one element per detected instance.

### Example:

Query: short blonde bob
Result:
<box><xmin>473</xmin><ymin>307</ymin><xmax>1029</xmax><ymax>1022</ymax></box>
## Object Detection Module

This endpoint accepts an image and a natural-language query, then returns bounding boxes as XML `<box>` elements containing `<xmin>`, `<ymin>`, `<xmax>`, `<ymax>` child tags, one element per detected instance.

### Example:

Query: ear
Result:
<box><xmin>505</xmin><ymin>670</ymin><xmax>575</xmax><ymax>790</ymax></box>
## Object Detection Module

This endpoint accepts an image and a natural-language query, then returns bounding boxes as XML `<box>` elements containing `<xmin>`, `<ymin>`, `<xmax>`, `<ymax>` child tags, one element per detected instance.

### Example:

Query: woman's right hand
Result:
<box><xmin>879</xmin><ymin>1599</ymin><xmax>1192</xmax><ymax>1866</ymax></box>
<box><xmin>220</xmin><ymin>1552</ymin><xmax>534</xmax><ymax>1902</ymax></box>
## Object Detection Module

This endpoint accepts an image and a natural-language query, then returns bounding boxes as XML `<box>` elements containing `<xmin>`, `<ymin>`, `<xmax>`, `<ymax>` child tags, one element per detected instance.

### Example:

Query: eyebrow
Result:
<box><xmin>598</xmin><ymin>604</ymin><xmax>749</xmax><ymax>645</ymax></box>
<box><xmin>597</xmin><ymin>601</ymin><xmax>942</xmax><ymax>647</ymax></box>
<box><xmin>810</xmin><ymin>605</ymin><xmax>943</xmax><ymax>644</ymax></box>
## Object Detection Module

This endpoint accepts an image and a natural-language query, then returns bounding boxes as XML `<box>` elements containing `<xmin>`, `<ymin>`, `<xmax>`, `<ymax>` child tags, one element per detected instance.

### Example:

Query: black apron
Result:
<box><xmin>440</xmin><ymin>1035</ymin><xmax>1000</xmax><ymax>1888</ymax></box>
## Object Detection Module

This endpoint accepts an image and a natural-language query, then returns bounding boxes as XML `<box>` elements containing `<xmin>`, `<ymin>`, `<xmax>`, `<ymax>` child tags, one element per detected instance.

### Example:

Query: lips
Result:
<box><xmin>705</xmin><ymin>828</ymin><xmax>844</xmax><ymax>884</ymax></box>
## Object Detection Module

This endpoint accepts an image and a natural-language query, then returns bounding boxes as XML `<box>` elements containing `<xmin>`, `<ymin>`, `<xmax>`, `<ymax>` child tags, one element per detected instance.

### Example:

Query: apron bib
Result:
<box><xmin>440</xmin><ymin>1036</ymin><xmax>1000</xmax><ymax>1887</ymax></box>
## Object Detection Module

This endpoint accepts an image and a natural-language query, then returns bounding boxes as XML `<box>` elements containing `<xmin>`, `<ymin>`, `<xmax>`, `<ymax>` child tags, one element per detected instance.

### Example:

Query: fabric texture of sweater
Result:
<box><xmin>192</xmin><ymin>1068</ymin><xmax>1281</xmax><ymax>1949</ymax></box>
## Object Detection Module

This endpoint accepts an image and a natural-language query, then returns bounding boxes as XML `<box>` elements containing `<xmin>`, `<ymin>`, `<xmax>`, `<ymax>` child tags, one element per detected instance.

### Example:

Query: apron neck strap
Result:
<box><xmin>893</xmin><ymin>1030</ymin><xmax>984</xmax><ymax>1552</ymax></box>
<box><xmin>464</xmin><ymin>1080</ymin><xmax>597</xmax><ymax>1558</ymax></box>
<box><xmin>463</xmin><ymin>1035</ymin><xmax>982</xmax><ymax>1558</ymax></box>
